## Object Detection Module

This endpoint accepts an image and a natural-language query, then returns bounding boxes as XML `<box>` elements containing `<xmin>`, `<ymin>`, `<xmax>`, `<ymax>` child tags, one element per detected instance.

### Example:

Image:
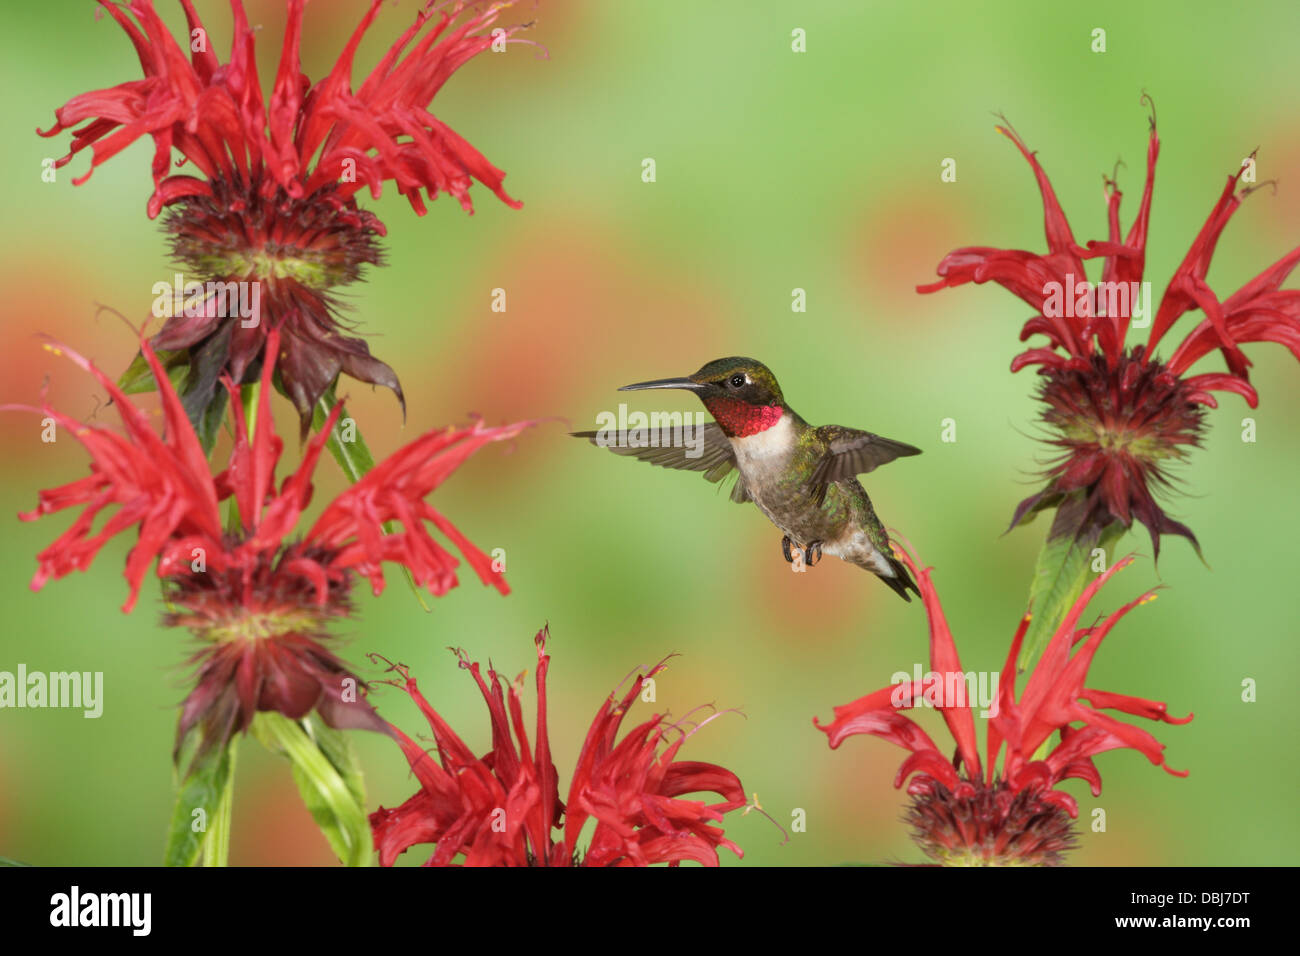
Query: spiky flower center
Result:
<box><xmin>162</xmin><ymin>541</ymin><xmax>352</xmax><ymax>644</ymax></box>
<box><xmin>163</xmin><ymin>178</ymin><xmax>384</xmax><ymax>292</ymax></box>
<box><xmin>191</xmin><ymin>606</ymin><xmax>328</xmax><ymax>644</ymax></box>
<box><xmin>906</xmin><ymin>779</ymin><xmax>1077</xmax><ymax>866</ymax></box>
<box><xmin>1039</xmin><ymin>348</ymin><xmax>1204</xmax><ymax>469</ymax></box>
<box><xmin>151</xmin><ymin>177</ymin><xmax>405</xmax><ymax>425</ymax></box>
<box><xmin>1011</xmin><ymin>347</ymin><xmax>1209</xmax><ymax>550</ymax></box>
<box><xmin>163</xmin><ymin>542</ymin><xmax>377</xmax><ymax>762</ymax></box>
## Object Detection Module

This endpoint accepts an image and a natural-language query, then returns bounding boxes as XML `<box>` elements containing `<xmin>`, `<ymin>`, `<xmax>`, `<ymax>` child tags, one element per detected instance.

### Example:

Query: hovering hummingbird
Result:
<box><xmin>574</xmin><ymin>357</ymin><xmax>922</xmax><ymax>601</ymax></box>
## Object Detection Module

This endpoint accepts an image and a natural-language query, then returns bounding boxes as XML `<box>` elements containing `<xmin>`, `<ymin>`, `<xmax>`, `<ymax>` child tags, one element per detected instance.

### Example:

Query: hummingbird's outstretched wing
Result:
<box><xmin>572</xmin><ymin>422</ymin><xmax>750</xmax><ymax>502</ymax></box>
<box><xmin>805</xmin><ymin>425</ymin><xmax>921</xmax><ymax>506</ymax></box>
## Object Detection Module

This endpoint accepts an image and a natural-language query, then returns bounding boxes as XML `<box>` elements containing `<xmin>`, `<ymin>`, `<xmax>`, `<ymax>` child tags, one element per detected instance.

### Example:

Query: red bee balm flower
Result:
<box><xmin>815</xmin><ymin>544</ymin><xmax>1191</xmax><ymax>866</ymax></box>
<box><xmin>39</xmin><ymin>0</ymin><xmax>533</xmax><ymax>431</ymax></box>
<box><xmin>370</xmin><ymin>629</ymin><xmax>747</xmax><ymax>866</ymax></box>
<box><xmin>918</xmin><ymin>101</ymin><xmax>1300</xmax><ymax>556</ymax></box>
<box><xmin>8</xmin><ymin>329</ymin><xmax>530</xmax><ymax>760</ymax></box>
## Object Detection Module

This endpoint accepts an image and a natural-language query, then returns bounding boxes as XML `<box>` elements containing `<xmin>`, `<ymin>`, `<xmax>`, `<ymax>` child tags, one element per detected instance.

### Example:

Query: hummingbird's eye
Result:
<box><xmin>728</xmin><ymin>374</ymin><xmax>746</xmax><ymax>389</ymax></box>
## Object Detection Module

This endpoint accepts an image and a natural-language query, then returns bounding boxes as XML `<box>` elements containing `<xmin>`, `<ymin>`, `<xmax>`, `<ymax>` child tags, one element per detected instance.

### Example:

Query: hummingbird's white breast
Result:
<box><xmin>728</xmin><ymin>411</ymin><xmax>796</xmax><ymax>482</ymax></box>
<box><xmin>728</xmin><ymin>412</ymin><xmax>801</xmax><ymax>536</ymax></box>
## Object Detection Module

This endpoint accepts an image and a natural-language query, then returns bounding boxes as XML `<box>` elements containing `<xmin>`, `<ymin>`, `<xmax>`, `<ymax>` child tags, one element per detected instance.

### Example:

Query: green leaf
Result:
<box><xmin>194</xmin><ymin>386</ymin><xmax>230</xmax><ymax>456</ymax></box>
<box><xmin>313</xmin><ymin>384</ymin><xmax>430</xmax><ymax>612</ymax></box>
<box><xmin>164</xmin><ymin>741</ymin><xmax>235</xmax><ymax>867</ymax></box>
<box><xmin>312</xmin><ymin>382</ymin><xmax>376</xmax><ymax>482</ymax></box>
<box><xmin>119</xmin><ymin>330</ymin><xmax>233</xmax><ymax>454</ymax></box>
<box><xmin>180</xmin><ymin>330</ymin><xmax>234</xmax><ymax>455</ymax></box>
<box><xmin>118</xmin><ymin>347</ymin><xmax>188</xmax><ymax>395</ymax></box>
<box><xmin>1018</xmin><ymin>499</ymin><xmax>1125</xmax><ymax>672</ymax></box>
<box><xmin>252</xmin><ymin>712</ymin><xmax>372</xmax><ymax>867</ymax></box>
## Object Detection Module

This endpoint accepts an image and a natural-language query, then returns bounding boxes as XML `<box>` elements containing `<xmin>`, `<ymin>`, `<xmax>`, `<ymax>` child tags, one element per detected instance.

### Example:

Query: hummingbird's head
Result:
<box><xmin>620</xmin><ymin>357</ymin><xmax>786</xmax><ymax>437</ymax></box>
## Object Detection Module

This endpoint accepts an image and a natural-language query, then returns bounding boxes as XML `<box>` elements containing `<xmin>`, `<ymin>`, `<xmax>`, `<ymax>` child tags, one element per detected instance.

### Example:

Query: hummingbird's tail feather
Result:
<box><xmin>879</xmin><ymin>553</ymin><xmax>920</xmax><ymax>603</ymax></box>
<box><xmin>842</xmin><ymin>533</ymin><xmax>920</xmax><ymax>602</ymax></box>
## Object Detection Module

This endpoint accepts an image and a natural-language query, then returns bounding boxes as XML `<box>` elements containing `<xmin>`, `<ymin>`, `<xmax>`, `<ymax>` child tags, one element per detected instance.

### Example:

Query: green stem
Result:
<box><xmin>253</xmin><ymin>713</ymin><xmax>372</xmax><ymax>866</ymax></box>
<box><xmin>202</xmin><ymin>740</ymin><xmax>238</xmax><ymax>867</ymax></box>
<box><xmin>259</xmin><ymin>714</ymin><xmax>344</xmax><ymax>802</ymax></box>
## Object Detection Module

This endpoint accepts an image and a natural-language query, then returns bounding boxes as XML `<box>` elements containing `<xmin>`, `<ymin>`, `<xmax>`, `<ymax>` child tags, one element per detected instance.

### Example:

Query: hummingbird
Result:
<box><xmin>574</xmin><ymin>357</ymin><xmax>922</xmax><ymax>601</ymax></box>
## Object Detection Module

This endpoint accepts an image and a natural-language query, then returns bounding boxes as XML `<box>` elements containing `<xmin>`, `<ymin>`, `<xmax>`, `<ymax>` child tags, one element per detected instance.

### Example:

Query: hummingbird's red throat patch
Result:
<box><xmin>706</xmin><ymin>398</ymin><xmax>783</xmax><ymax>437</ymax></box>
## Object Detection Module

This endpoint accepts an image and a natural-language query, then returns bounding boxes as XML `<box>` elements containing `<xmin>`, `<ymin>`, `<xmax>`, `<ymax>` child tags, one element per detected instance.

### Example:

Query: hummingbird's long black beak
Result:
<box><xmin>618</xmin><ymin>377</ymin><xmax>705</xmax><ymax>392</ymax></box>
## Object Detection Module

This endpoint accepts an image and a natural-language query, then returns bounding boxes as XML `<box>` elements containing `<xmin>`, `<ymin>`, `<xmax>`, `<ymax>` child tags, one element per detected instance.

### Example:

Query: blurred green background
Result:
<box><xmin>1</xmin><ymin>0</ymin><xmax>1297</xmax><ymax>866</ymax></box>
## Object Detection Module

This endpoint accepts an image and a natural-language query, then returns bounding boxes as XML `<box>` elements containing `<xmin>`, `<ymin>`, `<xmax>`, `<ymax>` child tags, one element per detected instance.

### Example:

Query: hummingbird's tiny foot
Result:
<box><xmin>805</xmin><ymin>541</ymin><xmax>823</xmax><ymax>567</ymax></box>
<box><xmin>781</xmin><ymin>535</ymin><xmax>795</xmax><ymax>563</ymax></box>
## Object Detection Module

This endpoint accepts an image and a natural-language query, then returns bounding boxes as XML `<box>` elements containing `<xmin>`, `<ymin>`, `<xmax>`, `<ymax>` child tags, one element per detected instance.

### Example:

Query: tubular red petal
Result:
<box><xmin>1147</xmin><ymin>169</ymin><xmax>1245</xmax><ymax>353</ymax></box>
<box><xmin>1080</xmin><ymin>688</ymin><xmax>1193</xmax><ymax>724</ymax></box>
<box><xmin>994</xmin><ymin>122</ymin><xmax>1087</xmax><ymax>278</ymax></box>
<box><xmin>814</xmin><ymin>700</ymin><xmax>944</xmax><ymax>756</ymax></box>
<box><xmin>890</xmin><ymin>543</ymin><xmax>981</xmax><ymax>779</ymax></box>
<box><xmin>1179</xmin><ymin>372</ymin><xmax>1259</xmax><ymax>408</ymax></box>
<box><xmin>1010</xmin><ymin>348</ymin><xmax>1068</xmax><ymax>373</ymax></box>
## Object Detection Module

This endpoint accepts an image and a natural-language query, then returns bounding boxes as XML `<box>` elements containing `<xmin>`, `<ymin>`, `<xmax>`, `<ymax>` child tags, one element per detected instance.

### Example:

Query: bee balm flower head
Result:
<box><xmin>40</xmin><ymin>0</ymin><xmax>535</xmax><ymax>430</ymax></box>
<box><xmin>815</xmin><ymin>543</ymin><xmax>1191</xmax><ymax>866</ymax></box>
<box><xmin>371</xmin><ymin>629</ymin><xmax>747</xmax><ymax>866</ymax></box>
<box><xmin>7</xmin><ymin>329</ymin><xmax>531</xmax><ymax>762</ymax></box>
<box><xmin>919</xmin><ymin>100</ymin><xmax>1300</xmax><ymax>557</ymax></box>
